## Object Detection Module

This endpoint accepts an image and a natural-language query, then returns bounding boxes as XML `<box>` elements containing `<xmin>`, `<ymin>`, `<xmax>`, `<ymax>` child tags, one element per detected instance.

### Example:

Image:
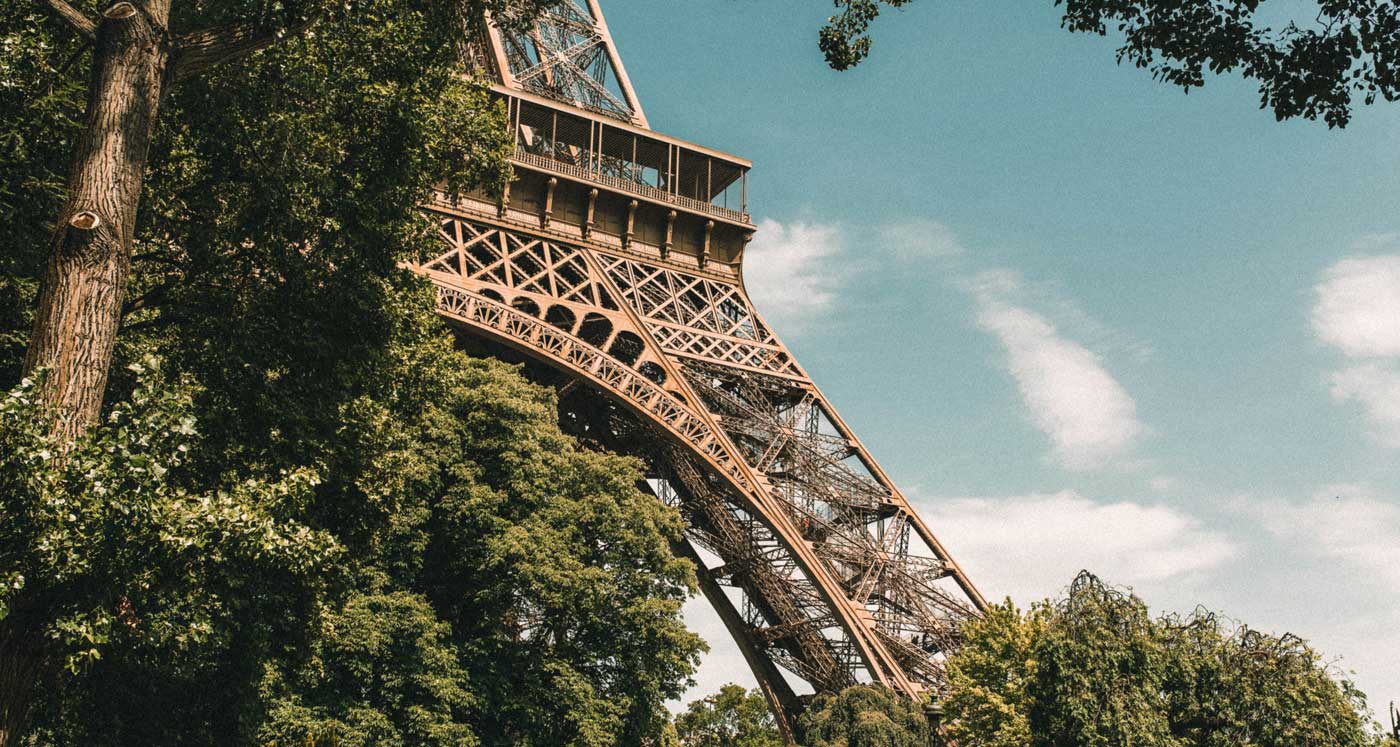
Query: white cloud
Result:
<box><xmin>1242</xmin><ymin>485</ymin><xmax>1400</xmax><ymax>589</ymax></box>
<box><xmin>917</xmin><ymin>491</ymin><xmax>1238</xmax><ymax>604</ymax></box>
<box><xmin>1312</xmin><ymin>255</ymin><xmax>1400</xmax><ymax>358</ymax></box>
<box><xmin>1228</xmin><ymin>486</ymin><xmax>1400</xmax><ymax>701</ymax></box>
<box><xmin>970</xmin><ymin>272</ymin><xmax>1146</xmax><ymax>470</ymax></box>
<box><xmin>1329</xmin><ymin>363</ymin><xmax>1400</xmax><ymax>448</ymax></box>
<box><xmin>877</xmin><ymin>218</ymin><xmax>965</xmax><ymax>261</ymax></box>
<box><xmin>742</xmin><ymin>219</ymin><xmax>847</xmax><ymax>334</ymax></box>
<box><xmin>1313</xmin><ymin>254</ymin><xmax>1400</xmax><ymax>448</ymax></box>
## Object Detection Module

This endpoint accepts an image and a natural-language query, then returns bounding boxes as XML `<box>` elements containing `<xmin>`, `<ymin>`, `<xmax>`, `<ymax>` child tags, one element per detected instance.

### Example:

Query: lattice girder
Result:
<box><xmin>410</xmin><ymin>210</ymin><xmax>986</xmax><ymax>719</ymax></box>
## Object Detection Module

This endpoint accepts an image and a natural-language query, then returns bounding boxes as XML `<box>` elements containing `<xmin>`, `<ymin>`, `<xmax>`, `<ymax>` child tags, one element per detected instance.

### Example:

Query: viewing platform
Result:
<box><xmin>498</xmin><ymin>89</ymin><xmax>752</xmax><ymax>228</ymax></box>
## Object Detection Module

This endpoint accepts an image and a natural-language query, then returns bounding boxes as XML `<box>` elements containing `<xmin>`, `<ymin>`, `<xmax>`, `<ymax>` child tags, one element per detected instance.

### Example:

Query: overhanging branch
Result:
<box><xmin>169</xmin><ymin>15</ymin><xmax>319</xmax><ymax>83</ymax></box>
<box><xmin>41</xmin><ymin>0</ymin><xmax>97</xmax><ymax>41</ymax></box>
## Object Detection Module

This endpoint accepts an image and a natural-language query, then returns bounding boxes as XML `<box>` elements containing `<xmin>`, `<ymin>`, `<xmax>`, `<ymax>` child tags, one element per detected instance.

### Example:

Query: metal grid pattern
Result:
<box><xmin>410</xmin><ymin>211</ymin><xmax>987</xmax><ymax>722</ymax></box>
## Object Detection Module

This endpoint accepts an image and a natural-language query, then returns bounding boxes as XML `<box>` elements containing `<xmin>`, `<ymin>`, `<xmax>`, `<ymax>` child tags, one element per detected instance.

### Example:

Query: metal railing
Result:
<box><xmin>513</xmin><ymin>147</ymin><xmax>751</xmax><ymax>224</ymax></box>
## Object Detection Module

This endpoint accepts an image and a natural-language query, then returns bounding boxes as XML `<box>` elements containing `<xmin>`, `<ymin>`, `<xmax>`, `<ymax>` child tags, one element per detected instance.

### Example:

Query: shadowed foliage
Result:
<box><xmin>1</xmin><ymin>2</ymin><xmax>703</xmax><ymax>744</ymax></box>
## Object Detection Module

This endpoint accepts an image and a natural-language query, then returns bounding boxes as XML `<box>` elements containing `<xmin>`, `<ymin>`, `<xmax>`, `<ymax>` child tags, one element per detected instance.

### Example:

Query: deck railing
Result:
<box><xmin>513</xmin><ymin>147</ymin><xmax>751</xmax><ymax>225</ymax></box>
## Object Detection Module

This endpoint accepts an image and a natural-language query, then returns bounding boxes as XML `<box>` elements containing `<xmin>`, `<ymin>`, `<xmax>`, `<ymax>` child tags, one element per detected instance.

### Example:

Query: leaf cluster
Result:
<box><xmin>0</xmin><ymin>359</ymin><xmax>336</xmax><ymax>685</ymax></box>
<box><xmin>673</xmin><ymin>684</ymin><xmax>783</xmax><ymax>747</ymax></box>
<box><xmin>943</xmin><ymin>571</ymin><xmax>1389</xmax><ymax>747</ymax></box>
<box><xmin>1057</xmin><ymin>0</ymin><xmax>1400</xmax><ymax>127</ymax></box>
<box><xmin>797</xmin><ymin>683</ymin><xmax>930</xmax><ymax>747</ymax></box>
<box><xmin>819</xmin><ymin>0</ymin><xmax>914</xmax><ymax>71</ymax></box>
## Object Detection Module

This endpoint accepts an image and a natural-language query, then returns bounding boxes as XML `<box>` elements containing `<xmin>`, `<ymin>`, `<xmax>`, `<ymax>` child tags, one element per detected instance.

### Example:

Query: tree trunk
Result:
<box><xmin>23</xmin><ymin>1</ymin><xmax>172</xmax><ymax>444</ymax></box>
<box><xmin>5</xmin><ymin>3</ymin><xmax>172</xmax><ymax>743</ymax></box>
<box><xmin>0</xmin><ymin>629</ymin><xmax>41</xmax><ymax>747</ymax></box>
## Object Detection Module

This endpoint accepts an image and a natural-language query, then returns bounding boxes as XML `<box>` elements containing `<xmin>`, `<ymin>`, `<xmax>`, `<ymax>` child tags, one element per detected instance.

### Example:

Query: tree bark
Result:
<box><xmin>8</xmin><ymin>2</ymin><xmax>172</xmax><ymax>738</ymax></box>
<box><xmin>22</xmin><ymin>1</ymin><xmax>172</xmax><ymax>445</ymax></box>
<box><xmin>0</xmin><ymin>628</ymin><xmax>41</xmax><ymax>747</ymax></box>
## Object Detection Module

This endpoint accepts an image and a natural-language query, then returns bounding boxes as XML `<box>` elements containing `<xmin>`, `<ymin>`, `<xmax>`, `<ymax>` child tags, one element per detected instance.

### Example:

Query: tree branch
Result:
<box><xmin>121</xmin><ymin>281</ymin><xmax>172</xmax><ymax>318</ymax></box>
<box><xmin>169</xmin><ymin>15</ymin><xmax>319</xmax><ymax>83</ymax></box>
<box><xmin>40</xmin><ymin>0</ymin><xmax>97</xmax><ymax>41</ymax></box>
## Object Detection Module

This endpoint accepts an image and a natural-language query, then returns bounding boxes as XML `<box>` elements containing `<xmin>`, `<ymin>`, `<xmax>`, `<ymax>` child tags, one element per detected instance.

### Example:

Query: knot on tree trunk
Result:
<box><xmin>103</xmin><ymin>3</ymin><xmax>138</xmax><ymax>20</ymax></box>
<box><xmin>69</xmin><ymin>211</ymin><xmax>101</xmax><ymax>231</ymax></box>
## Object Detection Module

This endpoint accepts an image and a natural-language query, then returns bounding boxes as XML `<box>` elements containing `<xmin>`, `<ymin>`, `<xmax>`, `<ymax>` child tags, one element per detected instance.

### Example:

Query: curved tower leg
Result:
<box><xmin>431</xmin><ymin>0</ymin><xmax>987</xmax><ymax>730</ymax></box>
<box><xmin>410</xmin><ymin>208</ymin><xmax>986</xmax><ymax>725</ymax></box>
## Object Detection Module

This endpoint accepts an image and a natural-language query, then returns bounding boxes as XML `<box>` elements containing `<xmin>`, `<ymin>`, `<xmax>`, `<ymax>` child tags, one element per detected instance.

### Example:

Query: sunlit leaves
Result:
<box><xmin>943</xmin><ymin>572</ymin><xmax>1386</xmax><ymax>747</ymax></box>
<box><xmin>0</xmin><ymin>358</ymin><xmax>338</xmax><ymax>677</ymax></box>
<box><xmin>674</xmin><ymin>684</ymin><xmax>783</xmax><ymax>747</ymax></box>
<box><xmin>797</xmin><ymin>684</ymin><xmax>930</xmax><ymax>747</ymax></box>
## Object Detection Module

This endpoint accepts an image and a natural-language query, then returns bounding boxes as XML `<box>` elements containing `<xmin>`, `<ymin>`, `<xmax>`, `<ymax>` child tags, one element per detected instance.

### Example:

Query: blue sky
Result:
<box><xmin>600</xmin><ymin>0</ymin><xmax>1400</xmax><ymax>708</ymax></box>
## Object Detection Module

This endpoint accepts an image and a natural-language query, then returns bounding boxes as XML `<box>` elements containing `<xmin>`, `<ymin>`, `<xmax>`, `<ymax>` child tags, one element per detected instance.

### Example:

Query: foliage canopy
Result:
<box><xmin>797</xmin><ymin>684</ymin><xmax>929</xmax><ymax>747</ymax></box>
<box><xmin>673</xmin><ymin>684</ymin><xmax>783</xmax><ymax>747</ymax></box>
<box><xmin>1</xmin><ymin>1</ymin><xmax>703</xmax><ymax>744</ymax></box>
<box><xmin>943</xmin><ymin>572</ymin><xmax>1388</xmax><ymax>747</ymax></box>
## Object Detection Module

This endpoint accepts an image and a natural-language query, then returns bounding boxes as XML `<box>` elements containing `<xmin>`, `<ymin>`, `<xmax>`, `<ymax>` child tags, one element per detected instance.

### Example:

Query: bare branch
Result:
<box><xmin>41</xmin><ymin>0</ymin><xmax>97</xmax><ymax>41</ymax></box>
<box><xmin>169</xmin><ymin>16</ymin><xmax>319</xmax><ymax>83</ymax></box>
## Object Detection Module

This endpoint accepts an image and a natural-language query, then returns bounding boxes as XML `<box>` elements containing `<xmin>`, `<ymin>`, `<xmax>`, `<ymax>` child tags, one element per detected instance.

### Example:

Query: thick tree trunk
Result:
<box><xmin>0</xmin><ymin>629</ymin><xmax>40</xmax><ymax>747</ymax></box>
<box><xmin>22</xmin><ymin>1</ymin><xmax>172</xmax><ymax>444</ymax></box>
<box><xmin>5</xmin><ymin>3</ymin><xmax>172</xmax><ymax>744</ymax></box>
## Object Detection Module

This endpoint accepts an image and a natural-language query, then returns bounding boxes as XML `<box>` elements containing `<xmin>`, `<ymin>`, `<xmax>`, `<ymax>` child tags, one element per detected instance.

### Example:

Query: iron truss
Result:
<box><xmin>497</xmin><ymin>0</ymin><xmax>637</xmax><ymax>122</ymax></box>
<box><xmin>430</xmin><ymin>2</ymin><xmax>985</xmax><ymax>737</ymax></box>
<box><xmin>410</xmin><ymin>211</ymin><xmax>987</xmax><ymax>735</ymax></box>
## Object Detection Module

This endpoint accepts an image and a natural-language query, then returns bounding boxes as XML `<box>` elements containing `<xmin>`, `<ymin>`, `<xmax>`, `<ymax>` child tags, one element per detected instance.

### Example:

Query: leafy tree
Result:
<box><xmin>0</xmin><ymin>359</ymin><xmax>338</xmax><ymax>747</ymax></box>
<box><xmin>1028</xmin><ymin>573</ymin><xmax>1175</xmax><ymax>746</ymax></box>
<box><xmin>1056</xmin><ymin>0</ymin><xmax>1400</xmax><ymax>128</ymax></box>
<box><xmin>15</xmin><ymin>319</ymin><xmax>705</xmax><ymax>746</ymax></box>
<box><xmin>19</xmin><ymin>0</ymin><xmax>551</xmax><ymax>445</ymax></box>
<box><xmin>938</xmin><ymin>602</ymin><xmax>1046</xmax><ymax>747</ymax></box>
<box><xmin>2</xmin><ymin>2</ymin><xmax>706</xmax><ymax>744</ymax></box>
<box><xmin>943</xmin><ymin>572</ymin><xmax>1386</xmax><ymax>747</ymax></box>
<box><xmin>818</xmin><ymin>1</ymin><xmax>1400</xmax><ymax>128</ymax></box>
<box><xmin>255</xmin><ymin>591</ymin><xmax>478</xmax><ymax>747</ymax></box>
<box><xmin>673</xmin><ymin>684</ymin><xmax>782</xmax><ymax>747</ymax></box>
<box><xmin>797</xmin><ymin>684</ymin><xmax>930</xmax><ymax>747</ymax></box>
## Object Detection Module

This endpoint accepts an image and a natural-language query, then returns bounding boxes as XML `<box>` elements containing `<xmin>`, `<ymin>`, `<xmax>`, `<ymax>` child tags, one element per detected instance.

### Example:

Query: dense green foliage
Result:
<box><xmin>797</xmin><ymin>685</ymin><xmax>929</xmax><ymax>747</ymax></box>
<box><xmin>1</xmin><ymin>2</ymin><xmax>702</xmax><ymax>744</ymax></box>
<box><xmin>0</xmin><ymin>359</ymin><xmax>335</xmax><ymax>697</ymax></box>
<box><xmin>673</xmin><ymin>684</ymin><xmax>782</xmax><ymax>747</ymax></box>
<box><xmin>944</xmin><ymin>572</ymin><xmax>1387</xmax><ymax>747</ymax></box>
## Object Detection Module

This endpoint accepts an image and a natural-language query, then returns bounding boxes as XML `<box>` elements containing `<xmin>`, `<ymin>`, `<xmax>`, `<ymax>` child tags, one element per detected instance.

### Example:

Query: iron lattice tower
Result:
<box><xmin>416</xmin><ymin>1</ymin><xmax>987</xmax><ymax>737</ymax></box>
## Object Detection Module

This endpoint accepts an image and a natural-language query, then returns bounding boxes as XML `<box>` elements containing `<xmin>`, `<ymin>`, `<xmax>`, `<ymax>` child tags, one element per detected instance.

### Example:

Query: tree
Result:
<box><xmin>0</xmin><ymin>360</ymin><xmax>338</xmax><ymax>747</ymax></box>
<box><xmin>796</xmin><ymin>684</ymin><xmax>930</xmax><ymax>747</ymax></box>
<box><xmin>20</xmin><ymin>0</ymin><xmax>551</xmax><ymax>445</ymax></box>
<box><xmin>673</xmin><ymin>684</ymin><xmax>783</xmax><ymax>747</ymax></box>
<box><xmin>2</xmin><ymin>2</ymin><xmax>706</xmax><ymax>743</ymax></box>
<box><xmin>15</xmin><ymin>330</ymin><xmax>705</xmax><ymax>746</ymax></box>
<box><xmin>943</xmin><ymin>572</ymin><xmax>1386</xmax><ymax>747</ymax></box>
<box><xmin>819</xmin><ymin>1</ymin><xmax>1400</xmax><ymax>128</ymax></box>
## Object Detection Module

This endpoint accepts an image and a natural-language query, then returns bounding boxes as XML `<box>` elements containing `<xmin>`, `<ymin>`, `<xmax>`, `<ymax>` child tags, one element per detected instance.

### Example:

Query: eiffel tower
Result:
<box><xmin>411</xmin><ymin>1</ymin><xmax>987</xmax><ymax>737</ymax></box>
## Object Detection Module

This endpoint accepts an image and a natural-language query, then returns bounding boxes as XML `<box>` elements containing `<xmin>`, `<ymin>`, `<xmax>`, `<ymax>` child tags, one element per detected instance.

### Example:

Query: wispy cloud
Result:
<box><xmin>1313</xmin><ymin>252</ymin><xmax>1400</xmax><ymax>448</ymax></box>
<box><xmin>877</xmin><ymin>218</ymin><xmax>966</xmax><ymax>261</ymax></box>
<box><xmin>969</xmin><ymin>270</ymin><xmax>1146</xmax><ymax>470</ymax></box>
<box><xmin>742</xmin><ymin>218</ymin><xmax>848</xmax><ymax>334</ymax></box>
<box><xmin>918</xmin><ymin>491</ymin><xmax>1238</xmax><ymax>603</ymax></box>
<box><xmin>1240</xmin><ymin>485</ymin><xmax>1400</xmax><ymax>589</ymax></box>
<box><xmin>1329</xmin><ymin>363</ymin><xmax>1400</xmax><ymax>448</ymax></box>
